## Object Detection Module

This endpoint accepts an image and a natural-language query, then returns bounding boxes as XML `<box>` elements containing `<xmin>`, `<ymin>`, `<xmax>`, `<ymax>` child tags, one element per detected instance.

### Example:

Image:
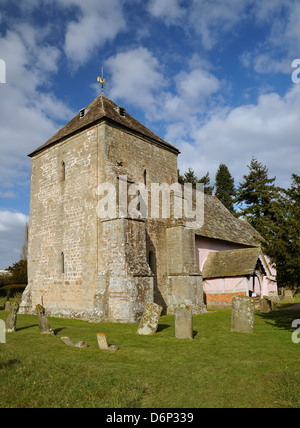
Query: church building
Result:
<box><xmin>20</xmin><ymin>92</ymin><xmax>277</xmax><ymax>322</ymax></box>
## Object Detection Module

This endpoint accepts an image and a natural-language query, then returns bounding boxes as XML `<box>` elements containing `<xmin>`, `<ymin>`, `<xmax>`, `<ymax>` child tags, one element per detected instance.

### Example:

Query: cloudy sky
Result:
<box><xmin>0</xmin><ymin>0</ymin><xmax>300</xmax><ymax>268</ymax></box>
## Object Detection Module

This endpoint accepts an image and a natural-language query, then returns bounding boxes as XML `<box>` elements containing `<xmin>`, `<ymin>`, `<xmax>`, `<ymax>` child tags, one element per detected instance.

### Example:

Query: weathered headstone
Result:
<box><xmin>61</xmin><ymin>337</ymin><xmax>88</xmax><ymax>348</ymax></box>
<box><xmin>4</xmin><ymin>301</ymin><xmax>11</xmax><ymax>312</ymax></box>
<box><xmin>284</xmin><ymin>290</ymin><xmax>294</xmax><ymax>303</ymax></box>
<box><xmin>259</xmin><ymin>297</ymin><xmax>272</xmax><ymax>313</ymax></box>
<box><xmin>96</xmin><ymin>333</ymin><xmax>118</xmax><ymax>352</ymax></box>
<box><xmin>36</xmin><ymin>304</ymin><xmax>55</xmax><ymax>335</ymax></box>
<box><xmin>137</xmin><ymin>303</ymin><xmax>162</xmax><ymax>335</ymax></box>
<box><xmin>268</xmin><ymin>291</ymin><xmax>279</xmax><ymax>308</ymax></box>
<box><xmin>231</xmin><ymin>295</ymin><xmax>255</xmax><ymax>333</ymax></box>
<box><xmin>0</xmin><ymin>319</ymin><xmax>6</xmax><ymax>343</ymax></box>
<box><xmin>6</xmin><ymin>302</ymin><xmax>19</xmax><ymax>332</ymax></box>
<box><xmin>175</xmin><ymin>305</ymin><xmax>193</xmax><ymax>339</ymax></box>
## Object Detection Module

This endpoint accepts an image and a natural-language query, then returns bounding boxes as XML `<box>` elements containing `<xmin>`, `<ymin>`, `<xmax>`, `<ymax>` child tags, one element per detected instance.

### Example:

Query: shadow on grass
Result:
<box><xmin>256</xmin><ymin>308</ymin><xmax>300</xmax><ymax>332</ymax></box>
<box><xmin>0</xmin><ymin>359</ymin><xmax>20</xmax><ymax>370</ymax></box>
<box><xmin>16</xmin><ymin>324</ymin><xmax>38</xmax><ymax>332</ymax></box>
<box><xmin>156</xmin><ymin>324</ymin><xmax>170</xmax><ymax>332</ymax></box>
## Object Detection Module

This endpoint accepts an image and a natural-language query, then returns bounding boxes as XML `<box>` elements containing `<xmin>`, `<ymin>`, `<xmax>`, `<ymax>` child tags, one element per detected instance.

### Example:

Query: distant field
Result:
<box><xmin>0</xmin><ymin>306</ymin><xmax>300</xmax><ymax>408</ymax></box>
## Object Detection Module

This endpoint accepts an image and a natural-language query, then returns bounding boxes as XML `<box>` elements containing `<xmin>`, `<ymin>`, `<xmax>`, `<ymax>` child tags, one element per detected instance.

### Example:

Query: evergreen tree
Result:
<box><xmin>179</xmin><ymin>167</ymin><xmax>214</xmax><ymax>194</ymax></box>
<box><xmin>265</xmin><ymin>174</ymin><xmax>300</xmax><ymax>289</ymax></box>
<box><xmin>215</xmin><ymin>163</ymin><xmax>236</xmax><ymax>213</ymax></box>
<box><xmin>236</xmin><ymin>157</ymin><xmax>278</xmax><ymax>235</ymax></box>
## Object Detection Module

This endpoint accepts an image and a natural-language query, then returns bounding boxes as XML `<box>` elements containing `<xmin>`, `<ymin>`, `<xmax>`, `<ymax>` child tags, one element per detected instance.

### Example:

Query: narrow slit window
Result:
<box><xmin>61</xmin><ymin>252</ymin><xmax>65</xmax><ymax>274</ymax></box>
<box><xmin>61</xmin><ymin>161</ymin><xmax>66</xmax><ymax>181</ymax></box>
<box><xmin>144</xmin><ymin>169</ymin><xmax>147</xmax><ymax>185</ymax></box>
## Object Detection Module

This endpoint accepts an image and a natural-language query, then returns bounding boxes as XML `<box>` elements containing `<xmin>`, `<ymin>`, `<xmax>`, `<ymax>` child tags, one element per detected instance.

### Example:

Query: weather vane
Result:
<box><xmin>97</xmin><ymin>67</ymin><xmax>105</xmax><ymax>95</ymax></box>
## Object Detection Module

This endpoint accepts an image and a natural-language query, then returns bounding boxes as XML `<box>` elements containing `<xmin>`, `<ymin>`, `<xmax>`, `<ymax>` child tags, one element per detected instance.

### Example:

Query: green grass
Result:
<box><xmin>0</xmin><ymin>307</ymin><xmax>300</xmax><ymax>408</ymax></box>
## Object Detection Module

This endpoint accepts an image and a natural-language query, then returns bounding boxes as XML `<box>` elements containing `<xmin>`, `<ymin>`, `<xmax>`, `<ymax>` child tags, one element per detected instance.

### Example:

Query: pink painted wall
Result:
<box><xmin>195</xmin><ymin>236</ymin><xmax>246</xmax><ymax>271</ymax></box>
<box><xmin>196</xmin><ymin>236</ymin><xmax>278</xmax><ymax>297</ymax></box>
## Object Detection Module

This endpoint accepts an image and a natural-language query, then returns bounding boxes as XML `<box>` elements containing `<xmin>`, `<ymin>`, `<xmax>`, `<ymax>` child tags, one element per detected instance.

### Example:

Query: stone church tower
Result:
<box><xmin>20</xmin><ymin>94</ymin><xmax>205</xmax><ymax>322</ymax></box>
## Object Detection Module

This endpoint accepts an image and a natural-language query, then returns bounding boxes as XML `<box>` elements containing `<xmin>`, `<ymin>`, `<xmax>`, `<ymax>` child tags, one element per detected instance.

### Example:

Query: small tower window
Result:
<box><xmin>61</xmin><ymin>252</ymin><xmax>65</xmax><ymax>274</ymax></box>
<box><xmin>144</xmin><ymin>169</ymin><xmax>147</xmax><ymax>185</ymax></box>
<box><xmin>79</xmin><ymin>108</ymin><xmax>86</xmax><ymax>118</ymax></box>
<box><xmin>61</xmin><ymin>161</ymin><xmax>66</xmax><ymax>181</ymax></box>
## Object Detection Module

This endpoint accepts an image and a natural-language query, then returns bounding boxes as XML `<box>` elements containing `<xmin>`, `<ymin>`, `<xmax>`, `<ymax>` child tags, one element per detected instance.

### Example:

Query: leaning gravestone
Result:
<box><xmin>137</xmin><ymin>303</ymin><xmax>162</xmax><ymax>335</ymax></box>
<box><xmin>96</xmin><ymin>333</ymin><xmax>118</xmax><ymax>352</ymax></box>
<box><xmin>259</xmin><ymin>297</ymin><xmax>272</xmax><ymax>313</ymax></box>
<box><xmin>175</xmin><ymin>305</ymin><xmax>193</xmax><ymax>339</ymax></box>
<box><xmin>6</xmin><ymin>302</ymin><xmax>19</xmax><ymax>332</ymax></box>
<box><xmin>0</xmin><ymin>319</ymin><xmax>6</xmax><ymax>343</ymax></box>
<box><xmin>36</xmin><ymin>304</ymin><xmax>55</xmax><ymax>335</ymax></box>
<box><xmin>231</xmin><ymin>295</ymin><xmax>255</xmax><ymax>333</ymax></box>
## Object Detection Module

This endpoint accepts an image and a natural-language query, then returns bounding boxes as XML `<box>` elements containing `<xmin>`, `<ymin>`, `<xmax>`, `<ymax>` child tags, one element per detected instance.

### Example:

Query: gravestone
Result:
<box><xmin>175</xmin><ymin>306</ymin><xmax>193</xmax><ymax>339</ymax></box>
<box><xmin>4</xmin><ymin>301</ymin><xmax>11</xmax><ymax>312</ymax></box>
<box><xmin>259</xmin><ymin>297</ymin><xmax>272</xmax><ymax>313</ymax></box>
<box><xmin>231</xmin><ymin>295</ymin><xmax>255</xmax><ymax>333</ymax></box>
<box><xmin>0</xmin><ymin>319</ymin><xmax>5</xmax><ymax>343</ymax></box>
<box><xmin>61</xmin><ymin>337</ymin><xmax>88</xmax><ymax>348</ymax></box>
<box><xmin>36</xmin><ymin>304</ymin><xmax>55</xmax><ymax>335</ymax></box>
<box><xmin>268</xmin><ymin>291</ymin><xmax>279</xmax><ymax>308</ymax></box>
<box><xmin>284</xmin><ymin>290</ymin><xmax>294</xmax><ymax>303</ymax></box>
<box><xmin>137</xmin><ymin>303</ymin><xmax>162</xmax><ymax>335</ymax></box>
<box><xmin>6</xmin><ymin>302</ymin><xmax>19</xmax><ymax>332</ymax></box>
<box><xmin>96</xmin><ymin>333</ymin><xmax>118</xmax><ymax>352</ymax></box>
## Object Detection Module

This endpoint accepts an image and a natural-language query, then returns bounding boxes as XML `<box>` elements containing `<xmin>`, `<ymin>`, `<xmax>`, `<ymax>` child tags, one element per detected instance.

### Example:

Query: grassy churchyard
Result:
<box><xmin>0</xmin><ymin>302</ymin><xmax>300</xmax><ymax>408</ymax></box>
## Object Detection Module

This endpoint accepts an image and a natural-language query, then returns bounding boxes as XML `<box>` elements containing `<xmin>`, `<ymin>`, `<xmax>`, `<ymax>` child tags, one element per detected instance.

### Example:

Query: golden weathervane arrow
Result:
<box><xmin>97</xmin><ymin>67</ymin><xmax>105</xmax><ymax>94</ymax></box>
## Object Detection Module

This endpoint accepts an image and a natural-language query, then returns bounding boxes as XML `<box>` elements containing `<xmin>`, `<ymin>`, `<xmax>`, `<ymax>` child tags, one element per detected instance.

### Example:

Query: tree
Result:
<box><xmin>264</xmin><ymin>174</ymin><xmax>300</xmax><ymax>289</ymax></box>
<box><xmin>236</xmin><ymin>157</ymin><xmax>278</xmax><ymax>235</ymax></box>
<box><xmin>6</xmin><ymin>223</ymin><xmax>28</xmax><ymax>285</ymax></box>
<box><xmin>215</xmin><ymin>163</ymin><xmax>236</xmax><ymax>214</ymax></box>
<box><xmin>178</xmin><ymin>167</ymin><xmax>214</xmax><ymax>194</ymax></box>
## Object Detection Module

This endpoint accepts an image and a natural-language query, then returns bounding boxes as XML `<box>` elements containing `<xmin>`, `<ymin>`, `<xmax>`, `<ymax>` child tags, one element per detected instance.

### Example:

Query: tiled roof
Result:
<box><xmin>194</xmin><ymin>194</ymin><xmax>264</xmax><ymax>247</ymax></box>
<box><xmin>29</xmin><ymin>95</ymin><xmax>180</xmax><ymax>157</ymax></box>
<box><xmin>202</xmin><ymin>247</ymin><xmax>265</xmax><ymax>278</ymax></box>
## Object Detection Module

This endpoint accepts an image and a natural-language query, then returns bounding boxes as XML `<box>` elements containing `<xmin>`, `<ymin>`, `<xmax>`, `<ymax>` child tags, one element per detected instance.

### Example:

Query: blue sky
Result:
<box><xmin>0</xmin><ymin>0</ymin><xmax>300</xmax><ymax>268</ymax></box>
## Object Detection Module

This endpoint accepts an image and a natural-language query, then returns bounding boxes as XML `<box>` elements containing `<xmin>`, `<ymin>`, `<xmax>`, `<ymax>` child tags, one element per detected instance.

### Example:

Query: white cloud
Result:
<box><xmin>241</xmin><ymin>1</ymin><xmax>300</xmax><ymax>75</ymax></box>
<box><xmin>0</xmin><ymin>211</ymin><xmax>29</xmax><ymax>269</ymax></box>
<box><xmin>62</xmin><ymin>0</ymin><xmax>126</xmax><ymax>66</ymax></box>
<box><xmin>176</xmin><ymin>84</ymin><xmax>300</xmax><ymax>189</ymax></box>
<box><xmin>106</xmin><ymin>47</ymin><xmax>166</xmax><ymax>111</ymax></box>
<box><xmin>0</xmin><ymin>27</ymin><xmax>74</xmax><ymax>190</ymax></box>
<box><xmin>106</xmin><ymin>47</ymin><xmax>221</xmax><ymax>124</ymax></box>
<box><xmin>147</xmin><ymin>0</ymin><xmax>186</xmax><ymax>24</ymax></box>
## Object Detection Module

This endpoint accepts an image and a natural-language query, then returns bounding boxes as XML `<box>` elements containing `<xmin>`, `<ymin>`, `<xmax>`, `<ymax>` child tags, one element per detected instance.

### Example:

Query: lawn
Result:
<box><xmin>0</xmin><ymin>306</ymin><xmax>300</xmax><ymax>408</ymax></box>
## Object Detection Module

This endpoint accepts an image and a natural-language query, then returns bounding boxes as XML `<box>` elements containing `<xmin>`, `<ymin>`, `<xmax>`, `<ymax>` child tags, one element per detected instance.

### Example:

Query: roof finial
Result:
<box><xmin>97</xmin><ymin>67</ymin><xmax>105</xmax><ymax>95</ymax></box>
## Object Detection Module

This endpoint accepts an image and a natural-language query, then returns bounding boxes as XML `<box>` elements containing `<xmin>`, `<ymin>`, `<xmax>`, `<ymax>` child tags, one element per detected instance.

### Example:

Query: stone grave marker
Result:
<box><xmin>284</xmin><ymin>290</ymin><xmax>294</xmax><ymax>303</ymax></box>
<box><xmin>268</xmin><ymin>291</ymin><xmax>279</xmax><ymax>308</ymax></box>
<box><xmin>4</xmin><ymin>301</ymin><xmax>11</xmax><ymax>312</ymax></box>
<box><xmin>61</xmin><ymin>337</ymin><xmax>88</xmax><ymax>348</ymax></box>
<box><xmin>0</xmin><ymin>319</ymin><xmax>6</xmax><ymax>343</ymax></box>
<box><xmin>137</xmin><ymin>303</ymin><xmax>162</xmax><ymax>335</ymax></box>
<box><xmin>259</xmin><ymin>297</ymin><xmax>272</xmax><ymax>313</ymax></box>
<box><xmin>6</xmin><ymin>302</ymin><xmax>19</xmax><ymax>332</ymax></box>
<box><xmin>231</xmin><ymin>295</ymin><xmax>255</xmax><ymax>334</ymax></box>
<box><xmin>36</xmin><ymin>304</ymin><xmax>55</xmax><ymax>335</ymax></box>
<box><xmin>175</xmin><ymin>305</ymin><xmax>193</xmax><ymax>339</ymax></box>
<box><xmin>96</xmin><ymin>333</ymin><xmax>118</xmax><ymax>352</ymax></box>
